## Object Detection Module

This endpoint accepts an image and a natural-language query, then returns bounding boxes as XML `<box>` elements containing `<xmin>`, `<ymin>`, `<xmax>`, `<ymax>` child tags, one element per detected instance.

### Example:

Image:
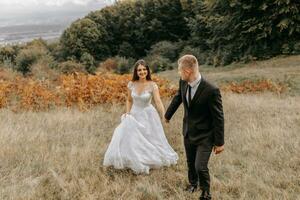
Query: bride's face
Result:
<box><xmin>137</xmin><ymin>64</ymin><xmax>148</xmax><ymax>80</ymax></box>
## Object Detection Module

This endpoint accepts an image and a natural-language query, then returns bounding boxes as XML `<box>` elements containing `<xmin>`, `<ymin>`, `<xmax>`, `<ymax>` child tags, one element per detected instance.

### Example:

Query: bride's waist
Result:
<box><xmin>131</xmin><ymin>103</ymin><xmax>154</xmax><ymax>110</ymax></box>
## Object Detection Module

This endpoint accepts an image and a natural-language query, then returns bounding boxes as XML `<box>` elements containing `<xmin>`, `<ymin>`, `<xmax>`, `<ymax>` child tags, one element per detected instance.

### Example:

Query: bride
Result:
<box><xmin>103</xmin><ymin>59</ymin><xmax>178</xmax><ymax>174</ymax></box>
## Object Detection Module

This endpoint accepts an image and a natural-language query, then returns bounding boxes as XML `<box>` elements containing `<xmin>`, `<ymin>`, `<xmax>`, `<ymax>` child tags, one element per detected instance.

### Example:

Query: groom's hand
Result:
<box><xmin>164</xmin><ymin>118</ymin><xmax>170</xmax><ymax>123</ymax></box>
<box><xmin>213</xmin><ymin>145</ymin><xmax>224</xmax><ymax>155</ymax></box>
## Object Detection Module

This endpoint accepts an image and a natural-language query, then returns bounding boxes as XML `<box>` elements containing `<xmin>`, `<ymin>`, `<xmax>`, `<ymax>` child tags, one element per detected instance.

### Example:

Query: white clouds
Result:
<box><xmin>44</xmin><ymin>0</ymin><xmax>104</xmax><ymax>7</ymax></box>
<box><xmin>0</xmin><ymin>0</ymin><xmax>110</xmax><ymax>7</ymax></box>
<box><xmin>0</xmin><ymin>0</ymin><xmax>112</xmax><ymax>16</ymax></box>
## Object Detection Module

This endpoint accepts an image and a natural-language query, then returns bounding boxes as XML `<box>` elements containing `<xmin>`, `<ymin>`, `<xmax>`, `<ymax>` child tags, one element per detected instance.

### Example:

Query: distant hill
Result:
<box><xmin>0</xmin><ymin>2</ymin><xmax>110</xmax><ymax>45</ymax></box>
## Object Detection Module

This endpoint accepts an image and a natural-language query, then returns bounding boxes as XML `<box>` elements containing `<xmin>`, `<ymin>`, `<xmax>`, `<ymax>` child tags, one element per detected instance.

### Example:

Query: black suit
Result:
<box><xmin>165</xmin><ymin>77</ymin><xmax>224</xmax><ymax>192</ymax></box>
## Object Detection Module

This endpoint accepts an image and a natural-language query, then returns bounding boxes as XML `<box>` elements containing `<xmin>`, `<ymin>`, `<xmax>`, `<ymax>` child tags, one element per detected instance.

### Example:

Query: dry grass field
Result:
<box><xmin>0</xmin><ymin>56</ymin><xmax>299</xmax><ymax>200</ymax></box>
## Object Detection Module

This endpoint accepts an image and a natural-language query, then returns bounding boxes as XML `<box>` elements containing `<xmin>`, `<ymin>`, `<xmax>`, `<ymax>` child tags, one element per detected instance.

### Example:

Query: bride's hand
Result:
<box><xmin>122</xmin><ymin>112</ymin><xmax>130</xmax><ymax>117</ymax></box>
<box><xmin>121</xmin><ymin>112</ymin><xmax>130</xmax><ymax>121</ymax></box>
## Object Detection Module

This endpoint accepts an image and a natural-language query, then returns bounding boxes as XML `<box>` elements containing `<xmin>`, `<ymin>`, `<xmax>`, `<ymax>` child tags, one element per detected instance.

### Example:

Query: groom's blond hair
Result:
<box><xmin>178</xmin><ymin>54</ymin><xmax>199</xmax><ymax>72</ymax></box>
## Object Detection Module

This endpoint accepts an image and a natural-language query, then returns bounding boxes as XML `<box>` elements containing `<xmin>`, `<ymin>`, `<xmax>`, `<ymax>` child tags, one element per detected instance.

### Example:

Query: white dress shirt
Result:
<box><xmin>186</xmin><ymin>74</ymin><xmax>201</xmax><ymax>106</ymax></box>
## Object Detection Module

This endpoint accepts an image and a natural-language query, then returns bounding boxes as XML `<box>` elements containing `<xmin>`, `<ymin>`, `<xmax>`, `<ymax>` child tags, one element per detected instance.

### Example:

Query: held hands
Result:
<box><xmin>213</xmin><ymin>145</ymin><xmax>224</xmax><ymax>155</ymax></box>
<box><xmin>162</xmin><ymin>113</ymin><xmax>170</xmax><ymax>123</ymax></box>
<box><xmin>160</xmin><ymin>111</ymin><xmax>169</xmax><ymax>123</ymax></box>
<box><xmin>161</xmin><ymin>115</ymin><xmax>169</xmax><ymax>123</ymax></box>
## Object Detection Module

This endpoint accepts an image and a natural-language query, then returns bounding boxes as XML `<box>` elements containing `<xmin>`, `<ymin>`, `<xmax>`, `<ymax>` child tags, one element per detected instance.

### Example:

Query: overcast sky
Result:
<box><xmin>0</xmin><ymin>0</ymin><xmax>114</xmax><ymax>27</ymax></box>
<box><xmin>0</xmin><ymin>0</ymin><xmax>113</xmax><ymax>15</ymax></box>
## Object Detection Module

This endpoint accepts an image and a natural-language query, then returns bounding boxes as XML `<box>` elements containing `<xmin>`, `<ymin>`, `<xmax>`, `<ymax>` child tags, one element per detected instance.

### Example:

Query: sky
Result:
<box><xmin>0</xmin><ymin>0</ymin><xmax>113</xmax><ymax>15</ymax></box>
<box><xmin>0</xmin><ymin>0</ymin><xmax>114</xmax><ymax>26</ymax></box>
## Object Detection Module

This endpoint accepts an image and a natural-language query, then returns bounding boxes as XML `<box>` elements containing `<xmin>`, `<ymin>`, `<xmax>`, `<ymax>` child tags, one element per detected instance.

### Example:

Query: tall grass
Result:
<box><xmin>0</xmin><ymin>93</ymin><xmax>299</xmax><ymax>200</ymax></box>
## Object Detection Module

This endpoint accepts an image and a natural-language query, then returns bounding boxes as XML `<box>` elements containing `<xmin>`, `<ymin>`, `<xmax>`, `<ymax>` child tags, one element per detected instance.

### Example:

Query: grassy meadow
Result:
<box><xmin>0</xmin><ymin>56</ymin><xmax>299</xmax><ymax>200</ymax></box>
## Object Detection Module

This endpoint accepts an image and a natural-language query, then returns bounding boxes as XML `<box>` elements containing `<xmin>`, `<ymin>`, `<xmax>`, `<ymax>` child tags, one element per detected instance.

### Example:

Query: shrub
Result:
<box><xmin>47</xmin><ymin>42</ymin><xmax>66</xmax><ymax>62</ymax></box>
<box><xmin>15</xmin><ymin>48</ymin><xmax>46</xmax><ymax>75</ymax></box>
<box><xmin>98</xmin><ymin>58</ymin><xmax>118</xmax><ymax>72</ymax></box>
<box><xmin>0</xmin><ymin>46</ymin><xmax>18</xmax><ymax>65</ymax></box>
<box><xmin>114</xmin><ymin>56</ymin><xmax>134</xmax><ymax>75</ymax></box>
<box><xmin>31</xmin><ymin>60</ymin><xmax>60</xmax><ymax>81</ymax></box>
<box><xmin>145</xmin><ymin>55</ymin><xmax>171</xmax><ymax>73</ymax></box>
<box><xmin>58</xmin><ymin>60</ymin><xmax>85</xmax><ymax>74</ymax></box>
<box><xmin>293</xmin><ymin>42</ymin><xmax>300</xmax><ymax>54</ymax></box>
<box><xmin>148</xmin><ymin>41</ymin><xmax>181</xmax><ymax>62</ymax></box>
<box><xmin>179</xmin><ymin>46</ymin><xmax>208</xmax><ymax>65</ymax></box>
<box><xmin>80</xmin><ymin>52</ymin><xmax>96</xmax><ymax>74</ymax></box>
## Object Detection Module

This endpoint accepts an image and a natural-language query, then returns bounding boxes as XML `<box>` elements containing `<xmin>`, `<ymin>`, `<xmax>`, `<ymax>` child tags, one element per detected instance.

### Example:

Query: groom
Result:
<box><xmin>164</xmin><ymin>55</ymin><xmax>224</xmax><ymax>200</ymax></box>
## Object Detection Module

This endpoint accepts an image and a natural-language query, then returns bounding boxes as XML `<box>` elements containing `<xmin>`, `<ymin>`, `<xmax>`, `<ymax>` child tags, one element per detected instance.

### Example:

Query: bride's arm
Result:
<box><xmin>126</xmin><ymin>88</ymin><xmax>133</xmax><ymax>114</ymax></box>
<box><xmin>153</xmin><ymin>85</ymin><xmax>165</xmax><ymax>119</ymax></box>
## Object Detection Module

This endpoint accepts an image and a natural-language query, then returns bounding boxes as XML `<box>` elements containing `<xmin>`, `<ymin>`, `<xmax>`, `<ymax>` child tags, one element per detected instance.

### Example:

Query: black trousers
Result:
<box><xmin>184</xmin><ymin>136</ymin><xmax>213</xmax><ymax>192</ymax></box>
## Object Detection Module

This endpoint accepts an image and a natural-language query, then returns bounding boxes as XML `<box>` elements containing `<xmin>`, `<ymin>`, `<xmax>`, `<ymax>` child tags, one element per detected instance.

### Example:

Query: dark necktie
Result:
<box><xmin>188</xmin><ymin>84</ymin><xmax>192</xmax><ymax>107</ymax></box>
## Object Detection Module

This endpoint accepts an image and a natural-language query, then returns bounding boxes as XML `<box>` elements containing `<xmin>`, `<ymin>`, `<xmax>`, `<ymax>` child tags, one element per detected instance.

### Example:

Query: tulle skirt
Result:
<box><xmin>103</xmin><ymin>104</ymin><xmax>178</xmax><ymax>174</ymax></box>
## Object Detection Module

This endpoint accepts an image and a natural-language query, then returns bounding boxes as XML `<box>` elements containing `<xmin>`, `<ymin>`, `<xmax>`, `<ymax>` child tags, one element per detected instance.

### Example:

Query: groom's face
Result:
<box><xmin>178</xmin><ymin>66</ymin><xmax>192</xmax><ymax>81</ymax></box>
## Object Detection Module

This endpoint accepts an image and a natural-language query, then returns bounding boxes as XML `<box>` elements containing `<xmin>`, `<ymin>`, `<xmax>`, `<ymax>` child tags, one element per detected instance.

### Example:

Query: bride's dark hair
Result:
<box><xmin>132</xmin><ymin>59</ymin><xmax>152</xmax><ymax>81</ymax></box>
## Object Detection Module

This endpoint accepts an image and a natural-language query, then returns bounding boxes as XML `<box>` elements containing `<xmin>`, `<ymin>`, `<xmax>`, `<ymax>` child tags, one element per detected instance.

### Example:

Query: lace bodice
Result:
<box><xmin>127</xmin><ymin>81</ymin><xmax>158</xmax><ymax>108</ymax></box>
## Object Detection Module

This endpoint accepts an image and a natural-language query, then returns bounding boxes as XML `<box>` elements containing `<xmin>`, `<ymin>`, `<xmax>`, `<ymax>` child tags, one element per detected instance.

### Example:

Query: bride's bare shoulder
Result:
<box><xmin>149</xmin><ymin>81</ymin><xmax>158</xmax><ymax>90</ymax></box>
<box><xmin>127</xmin><ymin>80</ymin><xmax>134</xmax><ymax>90</ymax></box>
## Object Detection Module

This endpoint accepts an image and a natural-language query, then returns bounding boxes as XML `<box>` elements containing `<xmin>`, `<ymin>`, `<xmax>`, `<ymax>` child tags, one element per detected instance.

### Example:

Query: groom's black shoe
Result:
<box><xmin>185</xmin><ymin>184</ymin><xmax>197</xmax><ymax>193</ymax></box>
<box><xmin>199</xmin><ymin>190</ymin><xmax>211</xmax><ymax>200</ymax></box>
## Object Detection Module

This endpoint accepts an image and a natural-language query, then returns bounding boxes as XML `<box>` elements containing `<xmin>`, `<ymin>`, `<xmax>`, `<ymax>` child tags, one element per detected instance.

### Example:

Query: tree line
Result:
<box><xmin>1</xmin><ymin>0</ymin><xmax>299</xmax><ymax>75</ymax></box>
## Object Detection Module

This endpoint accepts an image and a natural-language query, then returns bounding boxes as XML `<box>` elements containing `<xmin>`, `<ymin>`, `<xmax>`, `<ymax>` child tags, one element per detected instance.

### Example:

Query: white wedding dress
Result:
<box><xmin>103</xmin><ymin>81</ymin><xmax>178</xmax><ymax>174</ymax></box>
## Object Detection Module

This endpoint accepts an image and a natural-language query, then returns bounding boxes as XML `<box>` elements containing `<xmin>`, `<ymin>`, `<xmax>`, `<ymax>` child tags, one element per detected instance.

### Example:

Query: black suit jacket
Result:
<box><xmin>165</xmin><ymin>77</ymin><xmax>224</xmax><ymax>146</ymax></box>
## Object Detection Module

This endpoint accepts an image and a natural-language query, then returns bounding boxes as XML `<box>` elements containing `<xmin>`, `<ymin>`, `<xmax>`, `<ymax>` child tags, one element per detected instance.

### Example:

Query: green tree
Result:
<box><xmin>60</xmin><ymin>18</ymin><xmax>109</xmax><ymax>61</ymax></box>
<box><xmin>189</xmin><ymin>0</ymin><xmax>300</xmax><ymax>65</ymax></box>
<box><xmin>61</xmin><ymin>0</ymin><xmax>191</xmax><ymax>61</ymax></box>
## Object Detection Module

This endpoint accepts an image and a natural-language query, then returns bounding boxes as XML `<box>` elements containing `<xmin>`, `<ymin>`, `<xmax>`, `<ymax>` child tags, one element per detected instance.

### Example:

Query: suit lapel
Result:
<box><xmin>190</xmin><ymin>77</ymin><xmax>206</xmax><ymax>107</ymax></box>
<box><xmin>182</xmin><ymin>81</ymin><xmax>189</xmax><ymax>109</ymax></box>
